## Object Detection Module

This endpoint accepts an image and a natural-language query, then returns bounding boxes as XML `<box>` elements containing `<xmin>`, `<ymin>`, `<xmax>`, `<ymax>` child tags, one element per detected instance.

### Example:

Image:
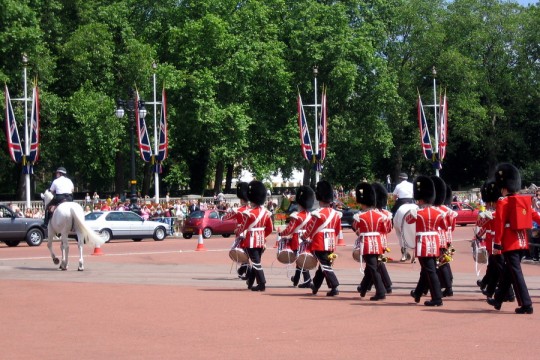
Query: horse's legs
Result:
<box><xmin>59</xmin><ymin>235</ymin><xmax>69</xmax><ymax>270</ymax></box>
<box><xmin>47</xmin><ymin>230</ymin><xmax>60</xmax><ymax>265</ymax></box>
<box><xmin>77</xmin><ymin>234</ymin><xmax>84</xmax><ymax>271</ymax></box>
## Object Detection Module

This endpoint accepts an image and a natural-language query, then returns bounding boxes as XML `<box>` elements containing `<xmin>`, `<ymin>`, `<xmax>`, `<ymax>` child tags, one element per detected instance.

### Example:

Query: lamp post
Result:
<box><xmin>115</xmin><ymin>89</ymin><xmax>147</xmax><ymax>209</ymax></box>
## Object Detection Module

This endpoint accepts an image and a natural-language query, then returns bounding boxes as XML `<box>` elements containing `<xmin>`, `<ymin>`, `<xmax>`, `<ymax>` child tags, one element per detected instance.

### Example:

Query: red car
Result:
<box><xmin>182</xmin><ymin>210</ymin><xmax>237</xmax><ymax>239</ymax></box>
<box><xmin>451</xmin><ymin>202</ymin><xmax>480</xmax><ymax>226</ymax></box>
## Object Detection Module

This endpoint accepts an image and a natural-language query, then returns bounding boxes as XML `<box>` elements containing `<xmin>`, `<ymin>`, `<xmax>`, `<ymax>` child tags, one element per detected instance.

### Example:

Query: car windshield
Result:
<box><xmin>85</xmin><ymin>212</ymin><xmax>103</xmax><ymax>220</ymax></box>
<box><xmin>188</xmin><ymin>211</ymin><xmax>204</xmax><ymax>219</ymax></box>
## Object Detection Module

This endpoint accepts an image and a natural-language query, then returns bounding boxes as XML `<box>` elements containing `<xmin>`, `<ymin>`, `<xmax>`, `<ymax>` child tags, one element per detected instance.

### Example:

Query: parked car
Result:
<box><xmin>285</xmin><ymin>201</ymin><xmax>359</xmax><ymax>228</ymax></box>
<box><xmin>0</xmin><ymin>204</ymin><xmax>45</xmax><ymax>247</ymax></box>
<box><xmin>83</xmin><ymin>211</ymin><xmax>170</xmax><ymax>242</ymax></box>
<box><xmin>182</xmin><ymin>210</ymin><xmax>237</xmax><ymax>239</ymax></box>
<box><xmin>451</xmin><ymin>202</ymin><xmax>480</xmax><ymax>226</ymax></box>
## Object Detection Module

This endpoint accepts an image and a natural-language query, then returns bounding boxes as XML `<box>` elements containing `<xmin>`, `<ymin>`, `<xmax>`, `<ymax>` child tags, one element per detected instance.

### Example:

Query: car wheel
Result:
<box><xmin>182</xmin><ymin>233</ymin><xmax>193</xmax><ymax>239</ymax></box>
<box><xmin>4</xmin><ymin>240</ymin><xmax>21</xmax><ymax>247</ymax></box>
<box><xmin>222</xmin><ymin>234</ymin><xmax>231</xmax><ymax>238</ymax></box>
<box><xmin>99</xmin><ymin>229</ymin><xmax>112</xmax><ymax>243</ymax></box>
<box><xmin>26</xmin><ymin>228</ymin><xmax>44</xmax><ymax>246</ymax></box>
<box><xmin>203</xmin><ymin>227</ymin><xmax>212</xmax><ymax>239</ymax></box>
<box><xmin>153</xmin><ymin>227</ymin><xmax>166</xmax><ymax>241</ymax></box>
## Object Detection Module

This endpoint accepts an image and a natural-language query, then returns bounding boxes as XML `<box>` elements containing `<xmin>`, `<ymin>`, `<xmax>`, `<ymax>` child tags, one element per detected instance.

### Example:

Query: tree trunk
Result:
<box><xmin>142</xmin><ymin>162</ymin><xmax>152</xmax><ymax>198</ymax></box>
<box><xmin>188</xmin><ymin>148</ymin><xmax>209</xmax><ymax>195</ymax></box>
<box><xmin>224</xmin><ymin>163</ymin><xmax>233</xmax><ymax>193</ymax></box>
<box><xmin>213</xmin><ymin>160</ymin><xmax>224</xmax><ymax>194</ymax></box>
<box><xmin>114</xmin><ymin>151</ymin><xmax>125</xmax><ymax>195</ymax></box>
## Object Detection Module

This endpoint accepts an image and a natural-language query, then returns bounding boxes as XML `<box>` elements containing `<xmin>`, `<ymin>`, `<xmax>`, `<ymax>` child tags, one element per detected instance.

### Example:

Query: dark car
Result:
<box><xmin>0</xmin><ymin>204</ymin><xmax>46</xmax><ymax>247</ymax></box>
<box><xmin>182</xmin><ymin>210</ymin><xmax>237</xmax><ymax>239</ymax></box>
<box><xmin>451</xmin><ymin>202</ymin><xmax>480</xmax><ymax>226</ymax></box>
<box><xmin>285</xmin><ymin>201</ymin><xmax>359</xmax><ymax>228</ymax></box>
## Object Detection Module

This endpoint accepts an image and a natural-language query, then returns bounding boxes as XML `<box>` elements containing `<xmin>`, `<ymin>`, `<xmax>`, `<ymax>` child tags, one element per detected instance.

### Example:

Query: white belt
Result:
<box><xmin>250</xmin><ymin>227</ymin><xmax>265</xmax><ymax>232</ymax></box>
<box><xmin>504</xmin><ymin>223</ymin><xmax>510</xmax><ymax>228</ymax></box>
<box><xmin>321</xmin><ymin>229</ymin><xmax>335</xmax><ymax>233</ymax></box>
<box><xmin>416</xmin><ymin>231</ymin><xmax>438</xmax><ymax>236</ymax></box>
<box><xmin>359</xmin><ymin>232</ymin><xmax>380</xmax><ymax>237</ymax></box>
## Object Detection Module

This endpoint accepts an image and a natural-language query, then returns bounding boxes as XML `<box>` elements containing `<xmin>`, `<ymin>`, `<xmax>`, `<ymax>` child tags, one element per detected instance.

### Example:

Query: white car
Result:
<box><xmin>83</xmin><ymin>211</ymin><xmax>170</xmax><ymax>242</ymax></box>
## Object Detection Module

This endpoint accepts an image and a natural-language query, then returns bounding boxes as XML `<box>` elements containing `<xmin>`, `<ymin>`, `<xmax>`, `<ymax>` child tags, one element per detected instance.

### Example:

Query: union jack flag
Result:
<box><xmin>135</xmin><ymin>91</ymin><xmax>152</xmax><ymax>162</ymax></box>
<box><xmin>154</xmin><ymin>87</ymin><xmax>168</xmax><ymax>173</ymax></box>
<box><xmin>438</xmin><ymin>92</ymin><xmax>448</xmax><ymax>161</ymax></box>
<box><xmin>318</xmin><ymin>86</ymin><xmax>327</xmax><ymax>162</ymax></box>
<box><xmin>4</xmin><ymin>85</ymin><xmax>23</xmax><ymax>163</ymax></box>
<box><xmin>298</xmin><ymin>93</ymin><xmax>313</xmax><ymax>161</ymax></box>
<box><xmin>28</xmin><ymin>85</ymin><xmax>40</xmax><ymax>163</ymax></box>
<box><xmin>417</xmin><ymin>94</ymin><xmax>433</xmax><ymax>161</ymax></box>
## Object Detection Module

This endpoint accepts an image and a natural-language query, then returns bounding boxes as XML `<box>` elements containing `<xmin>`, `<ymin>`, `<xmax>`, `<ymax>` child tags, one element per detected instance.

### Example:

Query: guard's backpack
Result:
<box><xmin>508</xmin><ymin>195</ymin><xmax>533</xmax><ymax>230</ymax></box>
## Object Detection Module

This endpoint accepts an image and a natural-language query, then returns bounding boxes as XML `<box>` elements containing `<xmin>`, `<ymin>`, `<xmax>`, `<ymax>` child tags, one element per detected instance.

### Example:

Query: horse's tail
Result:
<box><xmin>70</xmin><ymin>207</ymin><xmax>105</xmax><ymax>248</ymax></box>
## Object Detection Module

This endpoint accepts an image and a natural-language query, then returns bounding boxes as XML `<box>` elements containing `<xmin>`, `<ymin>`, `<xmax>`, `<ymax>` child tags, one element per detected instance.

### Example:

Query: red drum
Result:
<box><xmin>296</xmin><ymin>242</ymin><xmax>318</xmax><ymax>270</ymax></box>
<box><xmin>277</xmin><ymin>238</ymin><xmax>297</xmax><ymax>264</ymax></box>
<box><xmin>229</xmin><ymin>237</ymin><xmax>249</xmax><ymax>263</ymax></box>
<box><xmin>352</xmin><ymin>238</ymin><xmax>362</xmax><ymax>262</ymax></box>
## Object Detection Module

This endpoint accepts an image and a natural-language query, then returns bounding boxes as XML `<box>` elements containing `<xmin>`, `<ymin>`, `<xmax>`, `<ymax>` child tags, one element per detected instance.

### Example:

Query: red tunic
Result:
<box><xmin>375</xmin><ymin>208</ymin><xmax>393</xmax><ymax>248</ymax></box>
<box><xmin>475</xmin><ymin>210</ymin><xmax>496</xmax><ymax>254</ymax></box>
<box><xmin>352</xmin><ymin>209</ymin><xmax>387</xmax><ymax>255</ymax></box>
<box><xmin>223</xmin><ymin>204</ymin><xmax>249</xmax><ymax>237</ymax></box>
<box><xmin>238</xmin><ymin>206</ymin><xmax>273</xmax><ymax>249</ymax></box>
<box><xmin>405</xmin><ymin>205</ymin><xmax>447</xmax><ymax>257</ymax></box>
<box><xmin>494</xmin><ymin>196</ymin><xmax>540</xmax><ymax>253</ymax></box>
<box><xmin>302</xmin><ymin>207</ymin><xmax>342</xmax><ymax>252</ymax></box>
<box><xmin>279</xmin><ymin>210</ymin><xmax>311</xmax><ymax>251</ymax></box>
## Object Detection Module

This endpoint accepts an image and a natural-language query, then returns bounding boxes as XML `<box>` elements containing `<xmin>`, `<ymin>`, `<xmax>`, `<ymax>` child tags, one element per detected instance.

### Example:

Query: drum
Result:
<box><xmin>277</xmin><ymin>238</ymin><xmax>297</xmax><ymax>264</ymax></box>
<box><xmin>229</xmin><ymin>237</ymin><xmax>249</xmax><ymax>263</ymax></box>
<box><xmin>352</xmin><ymin>238</ymin><xmax>362</xmax><ymax>262</ymax></box>
<box><xmin>296</xmin><ymin>242</ymin><xmax>318</xmax><ymax>270</ymax></box>
<box><xmin>472</xmin><ymin>239</ymin><xmax>488</xmax><ymax>264</ymax></box>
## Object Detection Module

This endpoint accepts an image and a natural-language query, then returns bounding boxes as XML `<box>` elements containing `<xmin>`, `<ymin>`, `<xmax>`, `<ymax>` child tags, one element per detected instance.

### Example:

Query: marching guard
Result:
<box><xmin>475</xmin><ymin>179</ymin><xmax>515</xmax><ymax>301</ymax></box>
<box><xmin>372</xmin><ymin>182</ymin><xmax>394</xmax><ymax>294</ymax></box>
<box><xmin>487</xmin><ymin>163</ymin><xmax>540</xmax><ymax>314</ymax></box>
<box><xmin>302</xmin><ymin>180</ymin><xmax>342</xmax><ymax>296</ymax></box>
<box><xmin>223</xmin><ymin>182</ymin><xmax>251</xmax><ymax>280</ymax></box>
<box><xmin>237</xmin><ymin>180</ymin><xmax>273</xmax><ymax>292</ymax></box>
<box><xmin>353</xmin><ymin>182</ymin><xmax>389</xmax><ymax>301</ymax></box>
<box><xmin>279</xmin><ymin>186</ymin><xmax>315</xmax><ymax>289</ymax></box>
<box><xmin>407</xmin><ymin>175</ymin><xmax>448</xmax><ymax>307</ymax></box>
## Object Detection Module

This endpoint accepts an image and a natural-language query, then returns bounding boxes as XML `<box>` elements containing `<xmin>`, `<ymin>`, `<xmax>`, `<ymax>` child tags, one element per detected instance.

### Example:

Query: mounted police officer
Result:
<box><xmin>43</xmin><ymin>167</ymin><xmax>74</xmax><ymax>229</ymax></box>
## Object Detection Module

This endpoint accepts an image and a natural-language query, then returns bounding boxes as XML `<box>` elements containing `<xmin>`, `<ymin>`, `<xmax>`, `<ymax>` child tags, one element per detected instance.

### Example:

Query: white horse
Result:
<box><xmin>41</xmin><ymin>190</ymin><xmax>105</xmax><ymax>271</ymax></box>
<box><xmin>393</xmin><ymin>203</ymin><xmax>418</xmax><ymax>263</ymax></box>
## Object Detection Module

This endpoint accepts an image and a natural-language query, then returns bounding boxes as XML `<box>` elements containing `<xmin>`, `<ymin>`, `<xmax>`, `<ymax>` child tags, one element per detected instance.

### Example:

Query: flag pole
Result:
<box><xmin>432</xmin><ymin>67</ymin><xmax>439</xmax><ymax>177</ymax></box>
<box><xmin>313</xmin><ymin>66</ymin><xmax>320</xmax><ymax>183</ymax></box>
<box><xmin>152</xmin><ymin>63</ymin><xmax>159</xmax><ymax>203</ymax></box>
<box><xmin>23</xmin><ymin>55</ymin><xmax>31</xmax><ymax>208</ymax></box>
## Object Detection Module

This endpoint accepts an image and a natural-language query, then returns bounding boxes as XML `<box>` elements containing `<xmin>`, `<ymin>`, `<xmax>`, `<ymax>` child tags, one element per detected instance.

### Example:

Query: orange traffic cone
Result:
<box><xmin>337</xmin><ymin>230</ymin><xmax>346</xmax><ymax>246</ymax></box>
<box><xmin>92</xmin><ymin>245</ymin><xmax>104</xmax><ymax>256</ymax></box>
<box><xmin>274</xmin><ymin>227</ymin><xmax>281</xmax><ymax>248</ymax></box>
<box><xmin>195</xmin><ymin>229</ymin><xmax>206</xmax><ymax>251</ymax></box>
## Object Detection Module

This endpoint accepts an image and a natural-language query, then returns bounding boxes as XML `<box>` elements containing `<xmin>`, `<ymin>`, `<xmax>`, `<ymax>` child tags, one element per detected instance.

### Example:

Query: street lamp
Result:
<box><xmin>115</xmin><ymin>89</ymin><xmax>147</xmax><ymax>209</ymax></box>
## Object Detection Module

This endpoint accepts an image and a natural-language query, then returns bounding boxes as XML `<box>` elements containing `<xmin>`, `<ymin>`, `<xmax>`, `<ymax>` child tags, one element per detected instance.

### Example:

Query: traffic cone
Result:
<box><xmin>195</xmin><ymin>229</ymin><xmax>206</xmax><ymax>251</ymax></box>
<box><xmin>92</xmin><ymin>245</ymin><xmax>104</xmax><ymax>256</ymax></box>
<box><xmin>274</xmin><ymin>227</ymin><xmax>281</xmax><ymax>248</ymax></box>
<box><xmin>337</xmin><ymin>230</ymin><xmax>346</xmax><ymax>246</ymax></box>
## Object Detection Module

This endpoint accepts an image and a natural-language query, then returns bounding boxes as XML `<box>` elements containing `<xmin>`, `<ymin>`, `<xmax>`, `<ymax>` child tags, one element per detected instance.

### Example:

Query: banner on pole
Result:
<box><xmin>28</xmin><ymin>85</ymin><xmax>40</xmax><ymax>163</ymax></box>
<box><xmin>417</xmin><ymin>94</ymin><xmax>433</xmax><ymax>161</ymax></box>
<box><xmin>438</xmin><ymin>92</ymin><xmax>448</xmax><ymax>161</ymax></box>
<box><xmin>154</xmin><ymin>87</ymin><xmax>168</xmax><ymax>173</ymax></box>
<box><xmin>135</xmin><ymin>91</ymin><xmax>152</xmax><ymax>162</ymax></box>
<box><xmin>318</xmin><ymin>86</ymin><xmax>327</xmax><ymax>162</ymax></box>
<box><xmin>4</xmin><ymin>86</ymin><xmax>23</xmax><ymax>163</ymax></box>
<box><xmin>298</xmin><ymin>93</ymin><xmax>313</xmax><ymax>162</ymax></box>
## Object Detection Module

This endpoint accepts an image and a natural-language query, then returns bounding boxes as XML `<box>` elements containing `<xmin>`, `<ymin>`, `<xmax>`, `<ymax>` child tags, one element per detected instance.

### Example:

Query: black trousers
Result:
<box><xmin>494</xmin><ymin>250</ymin><xmax>531</xmax><ymax>307</ymax></box>
<box><xmin>246</xmin><ymin>248</ymin><xmax>266</xmax><ymax>287</ymax></box>
<box><xmin>359</xmin><ymin>255</ymin><xmax>386</xmax><ymax>297</ymax></box>
<box><xmin>414</xmin><ymin>257</ymin><xmax>442</xmax><ymax>301</ymax></box>
<box><xmin>312</xmin><ymin>251</ymin><xmax>339</xmax><ymax>291</ymax></box>
<box><xmin>44</xmin><ymin>194</ymin><xmax>73</xmax><ymax>224</ymax></box>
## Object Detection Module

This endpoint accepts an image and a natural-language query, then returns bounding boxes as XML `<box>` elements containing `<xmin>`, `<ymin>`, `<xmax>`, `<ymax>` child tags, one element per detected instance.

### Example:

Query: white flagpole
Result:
<box><xmin>23</xmin><ymin>56</ymin><xmax>31</xmax><ymax>208</ymax></box>
<box><xmin>432</xmin><ymin>67</ymin><xmax>439</xmax><ymax>177</ymax></box>
<box><xmin>313</xmin><ymin>66</ymin><xmax>319</xmax><ymax>183</ymax></box>
<box><xmin>152</xmin><ymin>64</ymin><xmax>159</xmax><ymax>203</ymax></box>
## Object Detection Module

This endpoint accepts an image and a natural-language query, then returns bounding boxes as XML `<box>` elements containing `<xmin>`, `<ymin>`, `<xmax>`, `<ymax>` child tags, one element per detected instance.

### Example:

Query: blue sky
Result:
<box><xmin>515</xmin><ymin>0</ymin><xmax>538</xmax><ymax>5</ymax></box>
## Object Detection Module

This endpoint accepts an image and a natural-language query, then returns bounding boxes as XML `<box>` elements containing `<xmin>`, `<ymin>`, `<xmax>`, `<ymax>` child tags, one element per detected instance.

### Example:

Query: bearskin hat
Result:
<box><xmin>481</xmin><ymin>179</ymin><xmax>500</xmax><ymax>204</ymax></box>
<box><xmin>413</xmin><ymin>175</ymin><xmax>435</xmax><ymax>204</ymax></box>
<box><xmin>236</xmin><ymin>182</ymin><xmax>249</xmax><ymax>202</ymax></box>
<box><xmin>315</xmin><ymin>180</ymin><xmax>334</xmax><ymax>203</ymax></box>
<box><xmin>296</xmin><ymin>186</ymin><xmax>315</xmax><ymax>210</ymax></box>
<box><xmin>371</xmin><ymin>182</ymin><xmax>388</xmax><ymax>209</ymax></box>
<box><xmin>247</xmin><ymin>180</ymin><xmax>267</xmax><ymax>206</ymax></box>
<box><xmin>356</xmin><ymin>182</ymin><xmax>376</xmax><ymax>207</ymax></box>
<box><xmin>494</xmin><ymin>163</ymin><xmax>521</xmax><ymax>194</ymax></box>
<box><xmin>430</xmin><ymin>176</ymin><xmax>447</xmax><ymax>206</ymax></box>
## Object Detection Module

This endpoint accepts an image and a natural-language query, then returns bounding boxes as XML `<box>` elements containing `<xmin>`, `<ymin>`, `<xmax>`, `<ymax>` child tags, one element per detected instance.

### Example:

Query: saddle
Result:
<box><xmin>49</xmin><ymin>197</ymin><xmax>71</xmax><ymax>216</ymax></box>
